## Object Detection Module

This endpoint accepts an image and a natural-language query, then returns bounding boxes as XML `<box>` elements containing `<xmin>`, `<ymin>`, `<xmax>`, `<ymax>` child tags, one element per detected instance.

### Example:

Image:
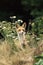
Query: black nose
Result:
<box><xmin>22</xmin><ymin>31</ymin><xmax>24</xmax><ymax>34</ymax></box>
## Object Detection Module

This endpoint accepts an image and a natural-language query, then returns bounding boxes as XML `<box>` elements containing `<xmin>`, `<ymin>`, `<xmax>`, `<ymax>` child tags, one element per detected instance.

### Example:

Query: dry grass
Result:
<box><xmin>0</xmin><ymin>35</ymin><xmax>43</xmax><ymax>65</ymax></box>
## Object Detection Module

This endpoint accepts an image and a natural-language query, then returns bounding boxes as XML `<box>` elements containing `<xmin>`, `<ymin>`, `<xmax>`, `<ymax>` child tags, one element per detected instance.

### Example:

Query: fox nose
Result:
<box><xmin>19</xmin><ymin>31</ymin><xmax>23</xmax><ymax>35</ymax></box>
<box><xmin>21</xmin><ymin>31</ymin><xmax>23</xmax><ymax>33</ymax></box>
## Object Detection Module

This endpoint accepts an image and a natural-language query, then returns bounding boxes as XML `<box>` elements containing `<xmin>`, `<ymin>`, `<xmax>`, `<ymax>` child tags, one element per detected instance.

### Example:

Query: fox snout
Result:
<box><xmin>19</xmin><ymin>30</ymin><xmax>24</xmax><ymax>34</ymax></box>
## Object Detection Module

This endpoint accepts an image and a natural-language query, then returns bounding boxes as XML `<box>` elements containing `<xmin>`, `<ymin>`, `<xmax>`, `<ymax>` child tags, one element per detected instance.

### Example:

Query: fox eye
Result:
<box><xmin>18</xmin><ymin>29</ymin><xmax>21</xmax><ymax>31</ymax></box>
<box><xmin>22</xmin><ymin>29</ymin><xmax>25</xmax><ymax>31</ymax></box>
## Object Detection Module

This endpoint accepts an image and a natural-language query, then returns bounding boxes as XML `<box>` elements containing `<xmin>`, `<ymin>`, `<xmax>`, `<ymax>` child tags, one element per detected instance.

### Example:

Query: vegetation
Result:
<box><xmin>0</xmin><ymin>16</ymin><xmax>43</xmax><ymax>65</ymax></box>
<box><xmin>0</xmin><ymin>0</ymin><xmax>43</xmax><ymax>65</ymax></box>
<box><xmin>34</xmin><ymin>53</ymin><xmax>43</xmax><ymax>65</ymax></box>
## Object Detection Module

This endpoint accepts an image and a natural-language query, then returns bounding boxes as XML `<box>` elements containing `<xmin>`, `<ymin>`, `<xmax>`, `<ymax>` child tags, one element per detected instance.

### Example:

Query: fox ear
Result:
<box><xmin>22</xmin><ymin>23</ymin><xmax>26</xmax><ymax>28</ymax></box>
<box><xmin>16</xmin><ymin>23</ymin><xmax>20</xmax><ymax>28</ymax></box>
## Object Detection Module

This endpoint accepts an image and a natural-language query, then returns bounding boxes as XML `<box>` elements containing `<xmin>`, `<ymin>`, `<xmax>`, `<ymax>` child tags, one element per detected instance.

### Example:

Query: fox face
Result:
<box><xmin>17</xmin><ymin>27</ymin><xmax>25</xmax><ymax>35</ymax></box>
<box><xmin>16</xmin><ymin>23</ymin><xmax>26</xmax><ymax>34</ymax></box>
<box><xmin>16</xmin><ymin>23</ymin><xmax>26</xmax><ymax>45</ymax></box>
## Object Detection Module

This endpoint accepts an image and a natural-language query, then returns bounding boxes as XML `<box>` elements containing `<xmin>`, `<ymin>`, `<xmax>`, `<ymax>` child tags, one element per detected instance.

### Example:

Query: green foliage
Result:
<box><xmin>34</xmin><ymin>53</ymin><xmax>43</xmax><ymax>65</ymax></box>
<box><xmin>21</xmin><ymin>0</ymin><xmax>43</xmax><ymax>12</ymax></box>
<box><xmin>31</xmin><ymin>9</ymin><xmax>43</xmax><ymax>16</ymax></box>
<box><xmin>32</xmin><ymin>17</ymin><xmax>43</xmax><ymax>36</ymax></box>
<box><xmin>34</xmin><ymin>59</ymin><xmax>43</xmax><ymax>65</ymax></box>
<box><xmin>0</xmin><ymin>21</ymin><xmax>18</xmax><ymax>52</ymax></box>
<box><xmin>21</xmin><ymin>0</ymin><xmax>43</xmax><ymax>6</ymax></box>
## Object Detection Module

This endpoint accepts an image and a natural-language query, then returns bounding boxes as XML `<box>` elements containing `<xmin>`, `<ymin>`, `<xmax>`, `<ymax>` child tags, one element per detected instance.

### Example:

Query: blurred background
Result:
<box><xmin>0</xmin><ymin>0</ymin><xmax>43</xmax><ymax>21</ymax></box>
<box><xmin>0</xmin><ymin>0</ymin><xmax>43</xmax><ymax>33</ymax></box>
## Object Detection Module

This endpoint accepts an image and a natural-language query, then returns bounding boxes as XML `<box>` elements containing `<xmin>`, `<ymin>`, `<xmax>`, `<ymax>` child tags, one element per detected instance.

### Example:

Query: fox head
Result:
<box><xmin>16</xmin><ymin>23</ymin><xmax>26</xmax><ymax>34</ymax></box>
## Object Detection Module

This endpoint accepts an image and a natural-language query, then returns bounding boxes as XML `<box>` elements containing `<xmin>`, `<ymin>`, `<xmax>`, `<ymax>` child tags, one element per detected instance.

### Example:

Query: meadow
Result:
<box><xmin>0</xmin><ymin>16</ymin><xmax>43</xmax><ymax>65</ymax></box>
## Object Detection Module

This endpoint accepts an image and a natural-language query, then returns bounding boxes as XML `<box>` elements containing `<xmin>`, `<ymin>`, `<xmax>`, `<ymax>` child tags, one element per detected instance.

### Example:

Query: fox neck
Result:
<box><xmin>17</xmin><ymin>32</ymin><xmax>25</xmax><ymax>44</ymax></box>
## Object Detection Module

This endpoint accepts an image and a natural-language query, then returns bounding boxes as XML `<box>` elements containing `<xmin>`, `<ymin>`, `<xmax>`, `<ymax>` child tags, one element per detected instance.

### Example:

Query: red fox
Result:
<box><xmin>16</xmin><ymin>23</ymin><xmax>26</xmax><ymax>49</ymax></box>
